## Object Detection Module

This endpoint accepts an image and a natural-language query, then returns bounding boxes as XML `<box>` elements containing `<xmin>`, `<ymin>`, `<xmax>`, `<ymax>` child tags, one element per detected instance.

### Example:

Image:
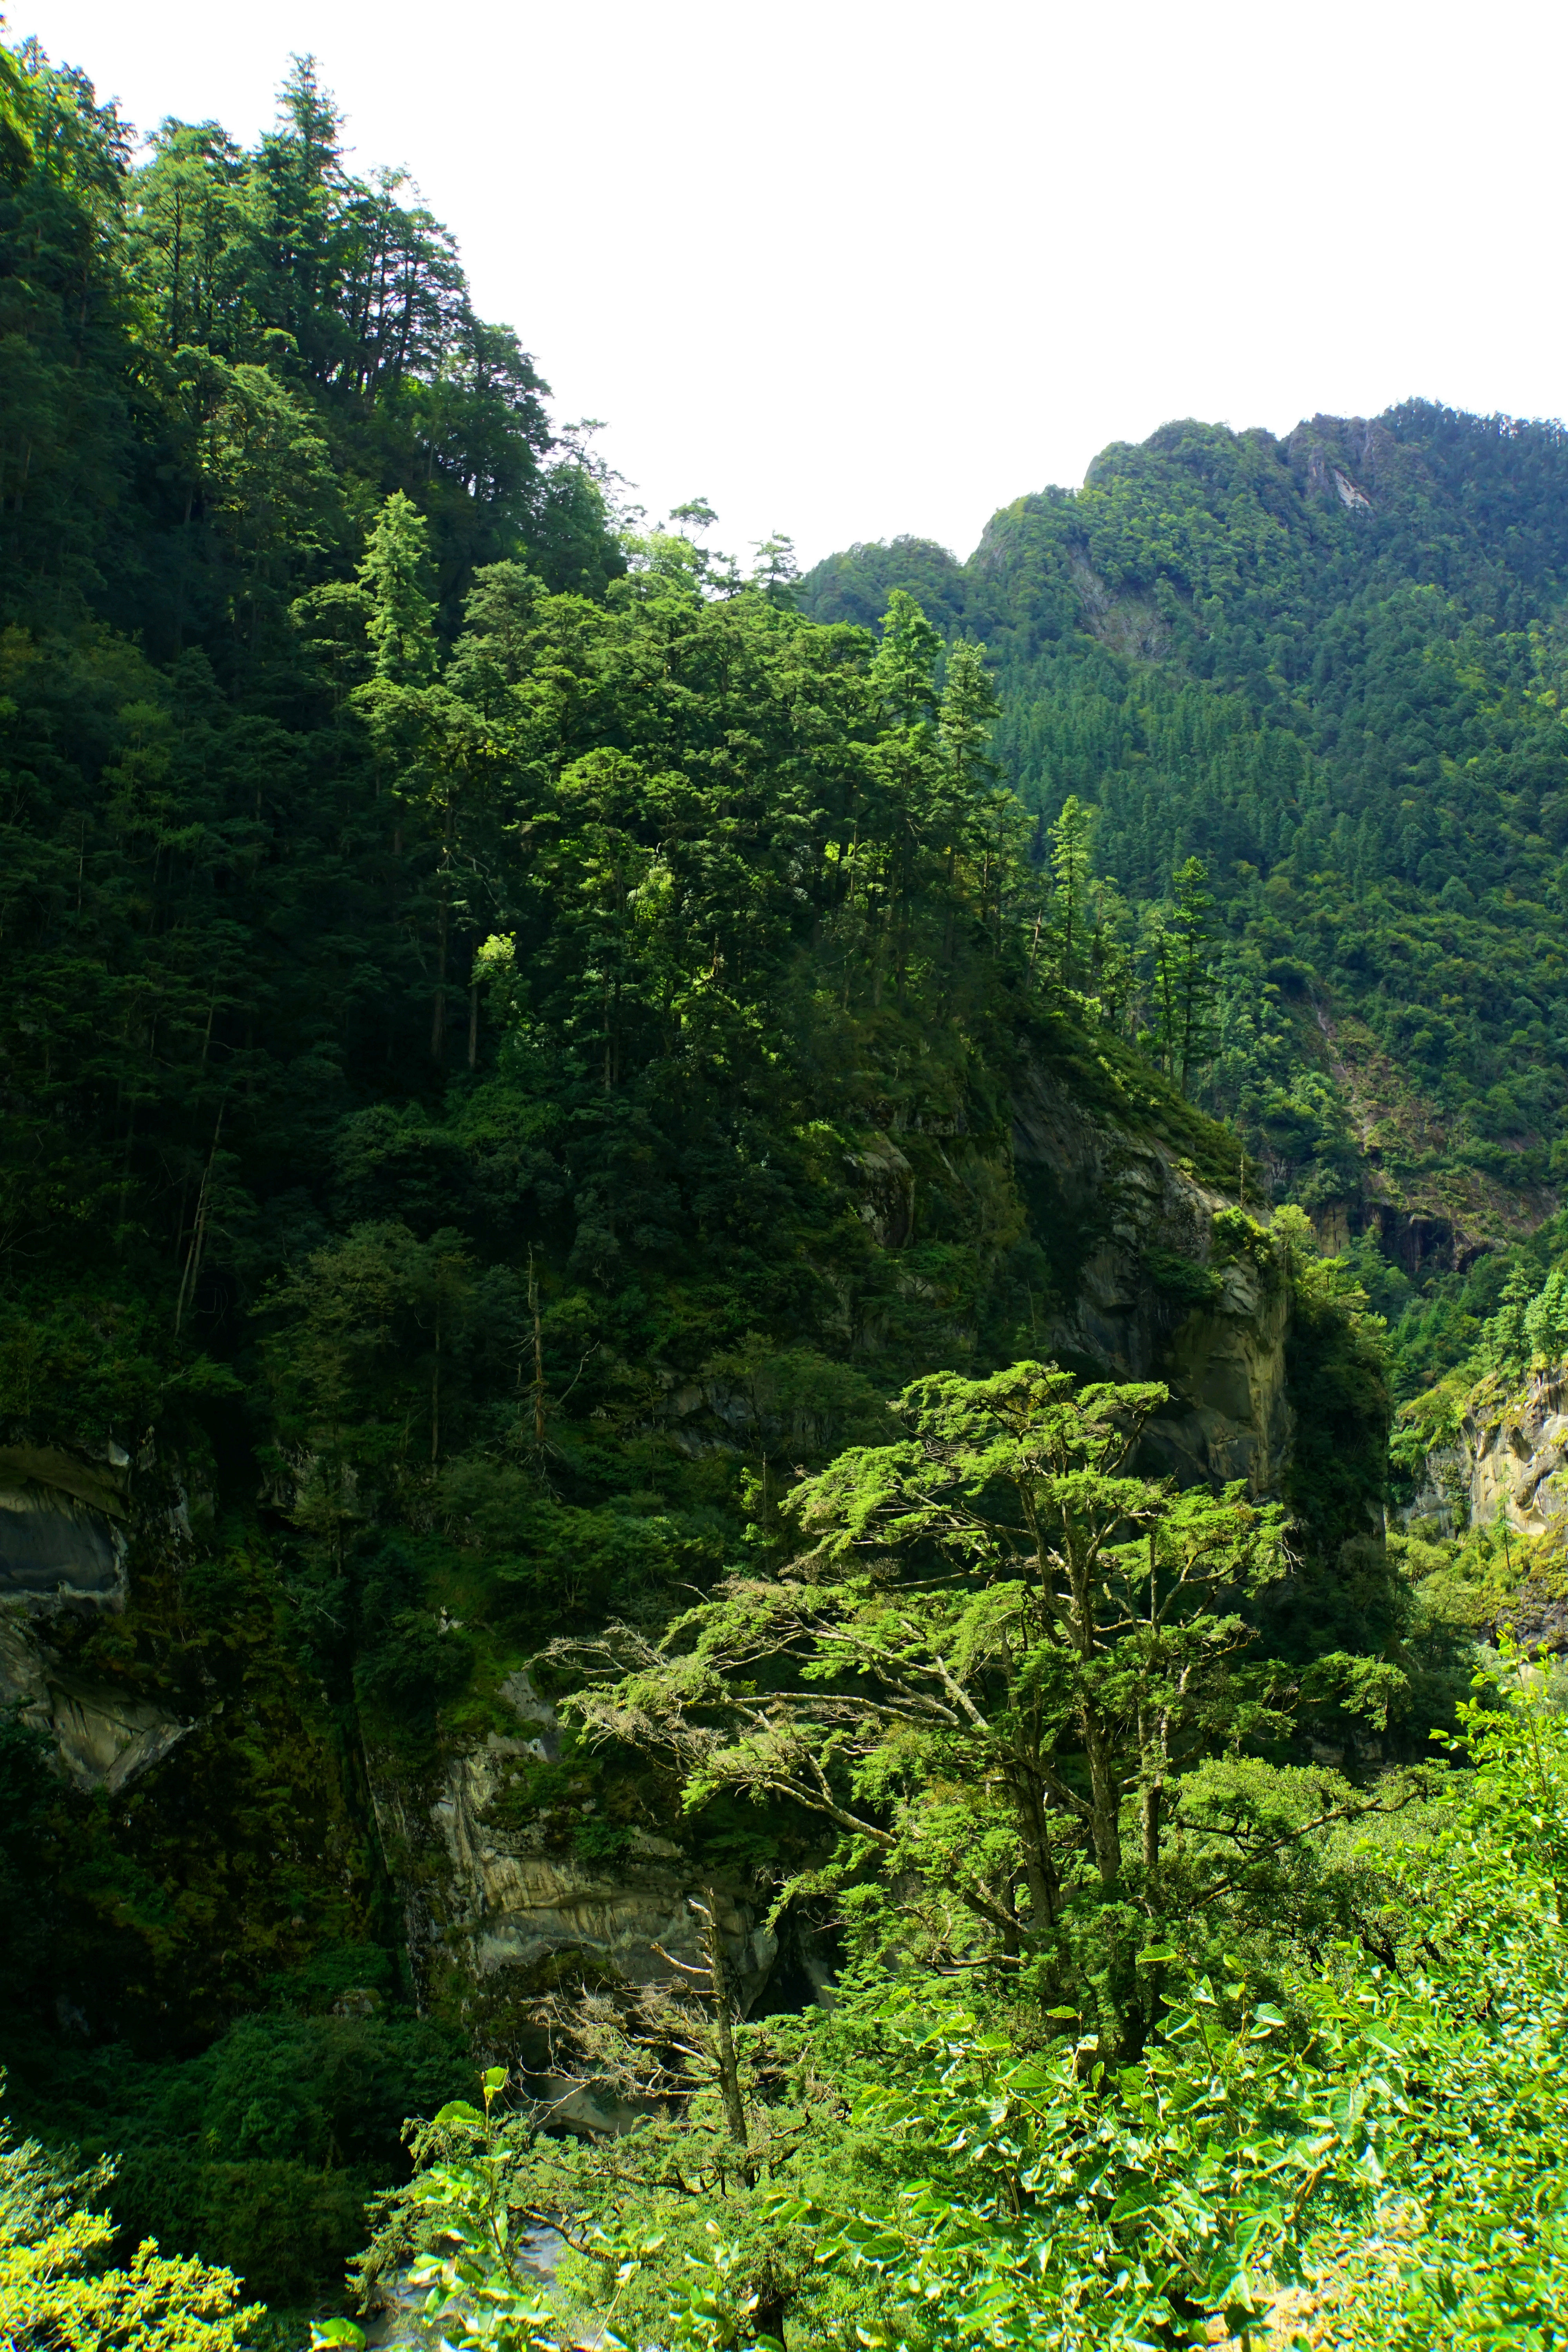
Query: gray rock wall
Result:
<box><xmin>1408</xmin><ymin>1368</ymin><xmax>1568</xmax><ymax>1544</ymax></box>
<box><xmin>0</xmin><ymin>1445</ymin><xmax>192</xmax><ymax>1794</ymax></box>
<box><xmin>1012</xmin><ymin>1064</ymin><xmax>1293</xmax><ymax>1495</ymax></box>
<box><xmin>372</xmin><ymin>1668</ymin><xmax>779</xmax><ymax>2069</ymax></box>
<box><xmin>0</xmin><ymin>1463</ymin><xmax>127</xmax><ymax>1611</ymax></box>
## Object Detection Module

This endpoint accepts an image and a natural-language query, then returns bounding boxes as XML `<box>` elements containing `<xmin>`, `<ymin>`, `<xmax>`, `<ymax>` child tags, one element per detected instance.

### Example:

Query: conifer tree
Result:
<box><xmin>554</xmin><ymin>1360</ymin><xmax>1305</xmax><ymax>2047</ymax></box>
<box><xmin>749</xmin><ymin>531</ymin><xmax>800</xmax><ymax>607</ymax></box>
<box><xmin>1086</xmin><ymin>874</ymin><xmax>1136</xmax><ymax>1029</ymax></box>
<box><xmin>1140</xmin><ymin>902</ymin><xmax>1178</xmax><ymax>1077</ymax></box>
<box><xmin>359</xmin><ymin>490</ymin><xmax>439</xmax><ymax>683</ymax></box>
<box><xmin>1048</xmin><ymin>795</ymin><xmax>1093</xmax><ymax>989</ymax></box>
<box><xmin>937</xmin><ymin>639</ymin><xmax>1000</xmax><ymax>796</ymax></box>
<box><xmin>869</xmin><ymin>588</ymin><xmax>942</xmax><ymax>729</ymax></box>
<box><xmin>1169</xmin><ymin>854</ymin><xmax>1220</xmax><ymax>1096</ymax></box>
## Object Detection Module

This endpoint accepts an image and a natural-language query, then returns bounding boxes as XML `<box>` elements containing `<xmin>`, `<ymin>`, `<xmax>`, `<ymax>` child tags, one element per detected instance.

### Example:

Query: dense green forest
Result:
<box><xmin>803</xmin><ymin>417</ymin><xmax>1568</xmax><ymax>1339</ymax></box>
<box><xmin>2</xmin><ymin>29</ymin><xmax>1566</xmax><ymax>2352</ymax></box>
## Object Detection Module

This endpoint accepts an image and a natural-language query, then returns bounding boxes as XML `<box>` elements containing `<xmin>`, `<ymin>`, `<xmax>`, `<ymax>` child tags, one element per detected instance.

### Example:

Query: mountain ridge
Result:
<box><xmin>802</xmin><ymin>402</ymin><xmax>1568</xmax><ymax>1297</ymax></box>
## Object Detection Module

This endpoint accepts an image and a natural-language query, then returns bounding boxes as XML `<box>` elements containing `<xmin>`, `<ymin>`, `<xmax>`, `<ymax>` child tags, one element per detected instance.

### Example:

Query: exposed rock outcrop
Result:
<box><xmin>1407</xmin><ymin>1367</ymin><xmax>1568</xmax><ymax>1543</ymax></box>
<box><xmin>375</xmin><ymin>1669</ymin><xmax>777</xmax><ymax>2050</ymax></box>
<box><xmin>1466</xmin><ymin>1371</ymin><xmax>1568</xmax><ymax>1538</ymax></box>
<box><xmin>0</xmin><ymin>1606</ymin><xmax>192</xmax><ymax>1793</ymax></box>
<box><xmin>0</xmin><ymin>1454</ymin><xmax>127</xmax><ymax>1612</ymax></box>
<box><xmin>440</xmin><ymin>1755</ymin><xmax>774</xmax><ymax>1997</ymax></box>
<box><xmin>1398</xmin><ymin>1365</ymin><xmax>1568</xmax><ymax>1654</ymax></box>
<box><xmin>1013</xmin><ymin>1064</ymin><xmax>1292</xmax><ymax>1494</ymax></box>
<box><xmin>0</xmin><ymin>1443</ymin><xmax>194</xmax><ymax>1792</ymax></box>
<box><xmin>847</xmin><ymin>1130</ymin><xmax>916</xmax><ymax>1249</ymax></box>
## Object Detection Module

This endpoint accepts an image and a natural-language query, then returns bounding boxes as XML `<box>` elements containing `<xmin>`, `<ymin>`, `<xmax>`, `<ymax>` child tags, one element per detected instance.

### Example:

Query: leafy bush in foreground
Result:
<box><xmin>795</xmin><ymin>1659</ymin><xmax>1568</xmax><ymax>2349</ymax></box>
<box><xmin>348</xmin><ymin>1657</ymin><xmax>1568</xmax><ymax>2350</ymax></box>
<box><xmin>0</xmin><ymin>2111</ymin><xmax>260</xmax><ymax>2350</ymax></box>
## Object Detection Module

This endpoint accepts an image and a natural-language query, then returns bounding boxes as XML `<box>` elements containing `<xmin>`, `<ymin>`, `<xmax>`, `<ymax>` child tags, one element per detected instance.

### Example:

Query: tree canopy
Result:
<box><xmin>5</xmin><ymin>26</ymin><xmax>1567</xmax><ymax>2337</ymax></box>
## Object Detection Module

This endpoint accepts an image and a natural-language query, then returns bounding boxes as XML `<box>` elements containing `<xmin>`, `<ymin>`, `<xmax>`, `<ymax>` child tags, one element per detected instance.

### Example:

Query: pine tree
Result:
<box><xmin>1169</xmin><ymin>855</ymin><xmax>1220</xmax><ymax>1096</ymax></box>
<box><xmin>1086</xmin><ymin>875</ymin><xmax>1136</xmax><ymax>1031</ymax></box>
<box><xmin>938</xmin><ymin>639</ymin><xmax>1000</xmax><ymax>795</ymax></box>
<box><xmin>359</xmin><ymin>490</ymin><xmax>438</xmax><ymax>682</ymax></box>
<box><xmin>749</xmin><ymin>531</ymin><xmax>800</xmax><ymax>608</ymax></box>
<box><xmin>1049</xmin><ymin>795</ymin><xmax>1093</xmax><ymax>989</ymax></box>
<box><xmin>1140</xmin><ymin>902</ymin><xmax>1178</xmax><ymax>1076</ymax></box>
<box><xmin>870</xmin><ymin>588</ymin><xmax>942</xmax><ymax>729</ymax></box>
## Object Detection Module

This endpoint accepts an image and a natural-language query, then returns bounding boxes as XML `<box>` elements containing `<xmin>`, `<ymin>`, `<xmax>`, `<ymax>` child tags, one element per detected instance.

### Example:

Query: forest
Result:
<box><xmin>1</xmin><ymin>27</ymin><xmax>1566</xmax><ymax>2352</ymax></box>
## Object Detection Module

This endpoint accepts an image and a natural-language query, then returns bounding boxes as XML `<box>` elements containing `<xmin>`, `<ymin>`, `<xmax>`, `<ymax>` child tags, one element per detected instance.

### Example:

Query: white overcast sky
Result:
<box><xmin>15</xmin><ymin>0</ymin><xmax>1567</xmax><ymax>569</ymax></box>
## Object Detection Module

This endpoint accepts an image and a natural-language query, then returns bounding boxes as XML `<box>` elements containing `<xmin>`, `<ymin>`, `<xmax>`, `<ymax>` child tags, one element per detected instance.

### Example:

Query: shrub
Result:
<box><xmin>0</xmin><ymin>2109</ymin><xmax>261</xmax><ymax>2350</ymax></box>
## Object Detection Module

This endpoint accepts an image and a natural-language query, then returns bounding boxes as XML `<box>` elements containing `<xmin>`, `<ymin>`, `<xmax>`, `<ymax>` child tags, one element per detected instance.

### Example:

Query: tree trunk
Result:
<box><xmin>431</xmin><ymin>886</ymin><xmax>449</xmax><ymax>1060</ymax></box>
<box><xmin>1082</xmin><ymin>1713</ymin><xmax>1123</xmax><ymax>1890</ymax></box>
<box><xmin>701</xmin><ymin>1888</ymin><xmax>750</xmax><ymax>2158</ymax></box>
<box><xmin>174</xmin><ymin>1103</ymin><xmax>225</xmax><ymax>1335</ymax></box>
<box><xmin>528</xmin><ymin>1251</ymin><xmax>546</xmax><ymax>1452</ymax></box>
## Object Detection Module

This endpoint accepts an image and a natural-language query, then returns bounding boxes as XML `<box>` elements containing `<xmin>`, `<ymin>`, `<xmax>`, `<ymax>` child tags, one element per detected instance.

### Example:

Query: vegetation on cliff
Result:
<box><xmin>1</xmin><ymin>23</ymin><xmax>1565</xmax><ymax>2346</ymax></box>
<box><xmin>342</xmin><ymin>1660</ymin><xmax>1568</xmax><ymax>2350</ymax></box>
<box><xmin>0</xmin><ymin>33</ymin><xmax>1309</xmax><ymax>2308</ymax></box>
<box><xmin>804</xmin><ymin>412</ymin><xmax>1568</xmax><ymax>1257</ymax></box>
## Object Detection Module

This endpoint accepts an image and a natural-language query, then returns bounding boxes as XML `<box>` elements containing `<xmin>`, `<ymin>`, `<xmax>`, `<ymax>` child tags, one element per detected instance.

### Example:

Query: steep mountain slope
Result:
<box><xmin>0</xmin><ymin>37</ymin><xmax>1421</xmax><ymax>2314</ymax></box>
<box><xmin>1386</xmin><ymin>1202</ymin><xmax>1568</xmax><ymax>1656</ymax></box>
<box><xmin>803</xmin><ymin>410</ymin><xmax>1568</xmax><ymax>1269</ymax></box>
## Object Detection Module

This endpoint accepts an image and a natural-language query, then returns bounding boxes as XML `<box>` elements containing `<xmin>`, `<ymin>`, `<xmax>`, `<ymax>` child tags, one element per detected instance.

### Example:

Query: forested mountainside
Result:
<box><xmin>3</xmin><ymin>34</ymin><xmax>1567</xmax><ymax>2352</ymax></box>
<box><xmin>803</xmin><ymin>416</ymin><xmax>1568</xmax><ymax>1341</ymax></box>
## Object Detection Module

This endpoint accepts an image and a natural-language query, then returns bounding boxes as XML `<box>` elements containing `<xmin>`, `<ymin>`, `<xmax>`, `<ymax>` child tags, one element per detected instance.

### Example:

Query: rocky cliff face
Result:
<box><xmin>425</xmin><ymin>1678</ymin><xmax>774</xmax><ymax>2060</ymax></box>
<box><xmin>0</xmin><ymin>1444</ymin><xmax>197</xmax><ymax>1796</ymax></box>
<box><xmin>1012</xmin><ymin>1063</ymin><xmax>1293</xmax><ymax>1496</ymax></box>
<box><xmin>370</xmin><ymin>1062</ymin><xmax>1299</xmax><ymax>2039</ymax></box>
<box><xmin>365</xmin><ymin>1664</ymin><xmax>790</xmax><ymax>2090</ymax></box>
<box><xmin>1401</xmin><ymin>1364</ymin><xmax>1568</xmax><ymax>1655</ymax></box>
<box><xmin>0</xmin><ymin>1430</ymin><xmax>387</xmax><ymax>2042</ymax></box>
<box><xmin>1406</xmin><ymin>1368</ymin><xmax>1568</xmax><ymax>1544</ymax></box>
<box><xmin>4</xmin><ymin>1063</ymin><xmax>1299</xmax><ymax>2047</ymax></box>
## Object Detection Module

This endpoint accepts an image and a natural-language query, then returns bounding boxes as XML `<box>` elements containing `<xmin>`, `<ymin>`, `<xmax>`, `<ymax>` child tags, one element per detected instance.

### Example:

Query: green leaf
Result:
<box><xmin>1136</xmin><ymin>1944</ymin><xmax>1179</xmax><ymax>1965</ymax></box>
<box><xmin>434</xmin><ymin>2099</ymin><xmax>486</xmax><ymax>2128</ymax></box>
<box><xmin>764</xmin><ymin>2196</ymin><xmax>817</xmax><ymax>2226</ymax></box>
